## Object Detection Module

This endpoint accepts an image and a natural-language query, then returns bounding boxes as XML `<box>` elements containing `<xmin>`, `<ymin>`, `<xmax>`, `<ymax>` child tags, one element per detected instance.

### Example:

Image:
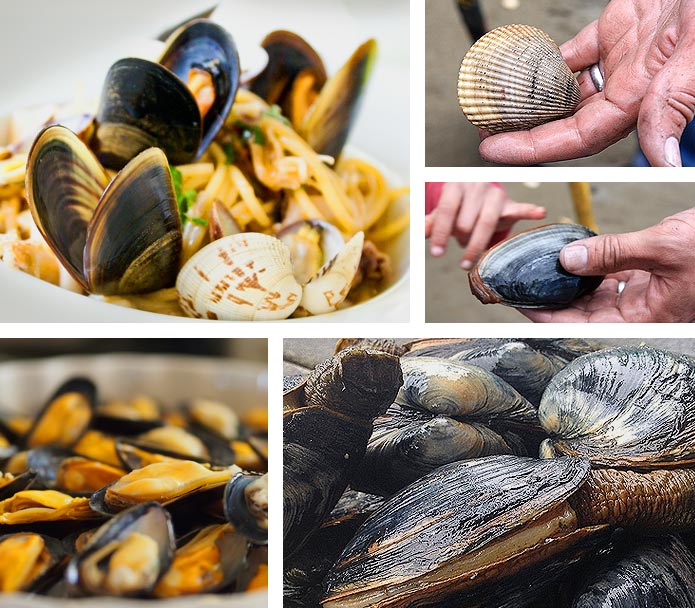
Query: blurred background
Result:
<box><xmin>426</xmin><ymin>0</ymin><xmax>638</xmax><ymax>167</ymax></box>
<box><xmin>425</xmin><ymin>182</ymin><xmax>694</xmax><ymax>322</ymax></box>
<box><xmin>0</xmin><ymin>339</ymin><xmax>267</xmax><ymax>362</ymax></box>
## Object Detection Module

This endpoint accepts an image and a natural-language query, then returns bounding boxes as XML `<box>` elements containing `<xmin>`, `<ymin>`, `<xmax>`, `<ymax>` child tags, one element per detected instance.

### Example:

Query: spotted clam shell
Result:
<box><xmin>176</xmin><ymin>233</ymin><xmax>302</xmax><ymax>320</ymax></box>
<box><xmin>458</xmin><ymin>24</ymin><xmax>580</xmax><ymax>133</ymax></box>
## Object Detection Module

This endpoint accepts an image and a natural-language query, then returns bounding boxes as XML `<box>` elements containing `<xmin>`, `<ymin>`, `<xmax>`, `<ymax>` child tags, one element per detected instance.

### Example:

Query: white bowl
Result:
<box><xmin>0</xmin><ymin>353</ymin><xmax>268</xmax><ymax>608</ymax></box>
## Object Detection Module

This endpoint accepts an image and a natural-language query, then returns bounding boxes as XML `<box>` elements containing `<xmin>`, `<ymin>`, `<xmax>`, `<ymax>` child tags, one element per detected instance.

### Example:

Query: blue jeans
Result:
<box><xmin>633</xmin><ymin>120</ymin><xmax>695</xmax><ymax>166</ymax></box>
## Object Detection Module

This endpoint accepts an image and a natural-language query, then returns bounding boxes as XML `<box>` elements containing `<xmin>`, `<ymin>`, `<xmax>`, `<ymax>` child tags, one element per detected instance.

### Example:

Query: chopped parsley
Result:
<box><xmin>169</xmin><ymin>165</ymin><xmax>205</xmax><ymax>227</ymax></box>
<box><xmin>234</xmin><ymin>120</ymin><xmax>265</xmax><ymax>145</ymax></box>
<box><xmin>222</xmin><ymin>141</ymin><xmax>236</xmax><ymax>164</ymax></box>
<box><xmin>262</xmin><ymin>104</ymin><xmax>291</xmax><ymax>126</ymax></box>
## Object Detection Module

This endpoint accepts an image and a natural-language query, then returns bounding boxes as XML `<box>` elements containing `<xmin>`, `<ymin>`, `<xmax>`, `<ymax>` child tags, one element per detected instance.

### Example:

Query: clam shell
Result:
<box><xmin>470</xmin><ymin>223</ymin><xmax>604</xmax><ymax>309</ymax></box>
<box><xmin>176</xmin><ymin>233</ymin><xmax>302</xmax><ymax>320</ymax></box>
<box><xmin>539</xmin><ymin>346</ymin><xmax>695</xmax><ymax>468</ymax></box>
<box><xmin>324</xmin><ymin>455</ymin><xmax>604</xmax><ymax>608</ymax></box>
<box><xmin>300</xmin><ymin>231</ymin><xmax>364</xmax><ymax>315</ymax></box>
<box><xmin>458</xmin><ymin>24</ymin><xmax>580</xmax><ymax>133</ymax></box>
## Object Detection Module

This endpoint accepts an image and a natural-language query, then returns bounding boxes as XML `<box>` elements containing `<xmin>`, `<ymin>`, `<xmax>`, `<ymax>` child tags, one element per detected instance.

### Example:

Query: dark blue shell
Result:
<box><xmin>470</xmin><ymin>224</ymin><xmax>604</xmax><ymax>309</ymax></box>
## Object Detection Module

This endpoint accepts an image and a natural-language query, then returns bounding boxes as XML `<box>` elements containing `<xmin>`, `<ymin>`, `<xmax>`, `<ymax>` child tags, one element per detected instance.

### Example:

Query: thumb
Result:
<box><xmin>560</xmin><ymin>229</ymin><xmax>662</xmax><ymax>275</ymax></box>
<box><xmin>637</xmin><ymin>46</ymin><xmax>695</xmax><ymax>167</ymax></box>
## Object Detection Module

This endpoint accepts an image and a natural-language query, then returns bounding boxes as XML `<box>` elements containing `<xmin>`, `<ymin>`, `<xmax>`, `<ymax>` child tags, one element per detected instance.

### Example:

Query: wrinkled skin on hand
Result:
<box><xmin>480</xmin><ymin>0</ymin><xmax>695</xmax><ymax>166</ymax></box>
<box><xmin>520</xmin><ymin>208</ymin><xmax>695</xmax><ymax>322</ymax></box>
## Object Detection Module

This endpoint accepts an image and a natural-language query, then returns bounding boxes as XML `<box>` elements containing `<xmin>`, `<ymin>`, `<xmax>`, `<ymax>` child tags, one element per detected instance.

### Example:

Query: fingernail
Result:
<box><xmin>461</xmin><ymin>260</ymin><xmax>472</xmax><ymax>270</ymax></box>
<box><xmin>664</xmin><ymin>136</ymin><xmax>682</xmax><ymax>167</ymax></box>
<box><xmin>431</xmin><ymin>246</ymin><xmax>444</xmax><ymax>256</ymax></box>
<box><xmin>561</xmin><ymin>245</ymin><xmax>588</xmax><ymax>272</ymax></box>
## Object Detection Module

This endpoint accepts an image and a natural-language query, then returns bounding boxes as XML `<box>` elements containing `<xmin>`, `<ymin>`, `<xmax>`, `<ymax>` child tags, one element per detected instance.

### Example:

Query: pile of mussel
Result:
<box><xmin>17</xmin><ymin>17</ymin><xmax>380</xmax><ymax>320</ymax></box>
<box><xmin>283</xmin><ymin>339</ymin><xmax>695</xmax><ymax>607</ymax></box>
<box><xmin>0</xmin><ymin>377</ymin><xmax>268</xmax><ymax>597</ymax></box>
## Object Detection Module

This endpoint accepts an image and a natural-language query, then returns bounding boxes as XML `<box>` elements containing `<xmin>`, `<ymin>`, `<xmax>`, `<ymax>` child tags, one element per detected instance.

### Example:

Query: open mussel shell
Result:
<box><xmin>223</xmin><ymin>473</ymin><xmax>268</xmax><ymax>545</ymax></box>
<box><xmin>458</xmin><ymin>24</ymin><xmax>580</xmax><ymax>133</ymax></box>
<box><xmin>83</xmin><ymin>147</ymin><xmax>182</xmax><ymax>295</ymax></box>
<box><xmin>0</xmin><ymin>532</ymin><xmax>65</xmax><ymax>592</ymax></box>
<box><xmin>65</xmin><ymin>501</ymin><xmax>175</xmax><ymax>597</ymax></box>
<box><xmin>250</xmin><ymin>30</ymin><xmax>328</xmax><ymax>121</ymax></box>
<box><xmin>470</xmin><ymin>224</ymin><xmax>604</xmax><ymax>309</ymax></box>
<box><xmin>25</xmin><ymin>377</ymin><xmax>95</xmax><ymax>450</ymax></box>
<box><xmin>323</xmin><ymin>455</ymin><xmax>606</xmax><ymax>608</ymax></box>
<box><xmin>94</xmin><ymin>58</ymin><xmax>201</xmax><ymax>169</ymax></box>
<box><xmin>299</xmin><ymin>39</ymin><xmax>377</xmax><ymax>158</ymax></box>
<box><xmin>572</xmin><ymin>535</ymin><xmax>695</xmax><ymax>607</ymax></box>
<box><xmin>26</xmin><ymin>125</ymin><xmax>109</xmax><ymax>288</ymax></box>
<box><xmin>176</xmin><ymin>233</ymin><xmax>303</xmax><ymax>320</ymax></box>
<box><xmin>539</xmin><ymin>346</ymin><xmax>695</xmax><ymax>468</ymax></box>
<box><xmin>158</xmin><ymin>19</ymin><xmax>241</xmax><ymax>158</ymax></box>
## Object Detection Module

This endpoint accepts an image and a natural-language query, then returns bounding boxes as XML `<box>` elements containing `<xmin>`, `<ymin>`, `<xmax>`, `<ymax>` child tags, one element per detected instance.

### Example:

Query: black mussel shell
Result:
<box><xmin>158</xmin><ymin>19</ymin><xmax>240</xmax><ymax>159</ymax></box>
<box><xmin>94</xmin><ymin>58</ymin><xmax>201</xmax><ymax>169</ymax></box>
<box><xmin>83</xmin><ymin>147</ymin><xmax>182</xmax><ymax>295</ymax></box>
<box><xmin>224</xmin><ymin>473</ymin><xmax>267</xmax><ymax>545</ymax></box>
<box><xmin>470</xmin><ymin>224</ymin><xmax>604</xmax><ymax>309</ymax></box>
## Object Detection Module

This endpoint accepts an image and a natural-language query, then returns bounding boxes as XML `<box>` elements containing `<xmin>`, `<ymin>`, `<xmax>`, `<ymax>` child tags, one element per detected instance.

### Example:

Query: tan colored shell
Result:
<box><xmin>176</xmin><ymin>233</ymin><xmax>302</xmax><ymax>321</ymax></box>
<box><xmin>458</xmin><ymin>24</ymin><xmax>580</xmax><ymax>133</ymax></box>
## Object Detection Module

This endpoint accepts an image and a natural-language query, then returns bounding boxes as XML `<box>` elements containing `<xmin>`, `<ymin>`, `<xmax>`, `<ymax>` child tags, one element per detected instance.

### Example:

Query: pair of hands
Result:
<box><xmin>479</xmin><ymin>0</ymin><xmax>695</xmax><ymax>166</ymax></box>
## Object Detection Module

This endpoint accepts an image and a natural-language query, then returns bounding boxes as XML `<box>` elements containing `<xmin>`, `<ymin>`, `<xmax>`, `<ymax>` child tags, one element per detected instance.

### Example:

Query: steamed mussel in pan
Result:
<box><xmin>283</xmin><ymin>338</ymin><xmax>695</xmax><ymax>607</ymax></box>
<box><xmin>0</xmin><ymin>376</ymin><xmax>268</xmax><ymax>599</ymax></box>
<box><xmin>469</xmin><ymin>224</ymin><xmax>604</xmax><ymax>309</ymax></box>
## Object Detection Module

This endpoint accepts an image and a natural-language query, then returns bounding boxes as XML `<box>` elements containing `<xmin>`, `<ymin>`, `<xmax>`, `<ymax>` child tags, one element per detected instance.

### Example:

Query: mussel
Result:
<box><xmin>223</xmin><ymin>472</ymin><xmax>268</xmax><ymax>545</ymax></box>
<box><xmin>283</xmin><ymin>347</ymin><xmax>402</xmax><ymax>558</ymax></box>
<box><xmin>458</xmin><ymin>24</ymin><xmax>580</xmax><ymax>133</ymax></box>
<box><xmin>323</xmin><ymin>455</ymin><xmax>608</xmax><ymax>608</ymax></box>
<box><xmin>250</xmin><ymin>31</ymin><xmax>376</xmax><ymax>158</ymax></box>
<box><xmin>26</xmin><ymin>126</ymin><xmax>182</xmax><ymax>295</ymax></box>
<box><xmin>93</xmin><ymin>19</ymin><xmax>240</xmax><ymax>169</ymax></box>
<box><xmin>469</xmin><ymin>224</ymin><xmax>604</xmax><ymax>309</ymax></box>
<box><xmin>65</xmin><ymin>502</ymin><xmax>175</xmax><ymax>596</ymax></box>
<box><xmin>0</xmin><ymin>532</ymin><xmax>64</xmax><ymax>592</ymax></box>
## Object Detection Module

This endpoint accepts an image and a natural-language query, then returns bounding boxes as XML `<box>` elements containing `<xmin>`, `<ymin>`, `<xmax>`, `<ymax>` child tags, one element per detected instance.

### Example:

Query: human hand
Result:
<box><xmin>425</xmin><ymin>182</ymin><xmax>545</xmax><ymax>268</ymax></box>
<box><xmin>479</xmin><ymin>0</ymin><xmax>695</xmax><ymax>166</ymax></box>
<box><xmin>519</xmin><ymin>209</ymin><xmax>695</xmax><ymax>322</ymax></box>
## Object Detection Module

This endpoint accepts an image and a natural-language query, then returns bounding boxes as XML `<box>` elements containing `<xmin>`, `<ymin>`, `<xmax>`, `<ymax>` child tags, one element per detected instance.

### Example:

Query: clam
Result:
<box><xmin>176</xmin><ymin>233</ymin><xmax>302</xmax><ymax>320</ymax></box>
<box><xmin>352</xmin><ymin>357</ymin><xmax>538</xmax><ymax>495</ymax></box>
<box><xmin>572</xmin><ymin>535</ymin><xmax>695</xmax><ymax>607</ymax></box>
<box><xmin>93</xmin><ymin>19</ymin><xmax>240</xmax><ymax>169</ymax></box>
<box><xmin>283</xmin><ymin>347</ymin><xmax>402</xmax><ymax>558</ymax></box>
<box><xmin>250</xmin><ymin>31</ymin><xmax>376</xmax><ymax>158</ymax></box>
<box><xmin>26</xmin><ymin>126</ymin><xmax>182</xmax><ymax>296</ymax></box>
<box><xmin>469</xmin><ymin>224</ymin><xmax>604</xmax><ymax>309</ymax></box>
<box><xmin>0</xmin><ymin>533</ymin><xmax>64</xmax><ymax>592</ymax></box>
<box><xmin>540</xmin><ymin>346</ymin><xmax>695</xmax><ymax>532</ymax></box>
<box><xmin>458</xmin><ymin>24</ymin><xmax>580</xmax><ymax>133</ymax></box>
<box><xmin>223</xmin><ymin>472</ymin><xmax>268</xmax><ymax>545</ymax></box>
<box><xmin>176</xmin><ymin>230</ymin><xmax>364</xmax><ymax>320</ymax></box>
<box><xmin>65</xmin><ymin>502</ymin><xmax>175</xmax><ymax>596</ymax></box>
<box><xmin>323</xmin><ymin>455</ymin><xmax>609</xmax><ymax>608</ymax></box>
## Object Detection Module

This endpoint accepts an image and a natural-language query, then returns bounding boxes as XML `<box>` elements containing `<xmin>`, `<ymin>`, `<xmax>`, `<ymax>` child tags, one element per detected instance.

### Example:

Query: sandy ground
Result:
<box><xmin>426</xmin><ymin>0</ymin><xmax>638</xmax><ymax>166</ymax></box>
<box><xmin>283</xmin><ymin>338</ymin><xmax>695</xmax><ymax>372</ymax></box>
<box><xmin>425</xmin><ymin>182</ymin><xmax>694</xmax><ymax>322</ymax></box>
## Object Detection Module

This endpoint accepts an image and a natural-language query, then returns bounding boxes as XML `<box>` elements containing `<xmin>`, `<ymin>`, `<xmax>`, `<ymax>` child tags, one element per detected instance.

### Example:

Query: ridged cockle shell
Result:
<box><xmin>458</xmin><ymin>24</ymin><xmax>580</xmax><ymax>133</ymax></box>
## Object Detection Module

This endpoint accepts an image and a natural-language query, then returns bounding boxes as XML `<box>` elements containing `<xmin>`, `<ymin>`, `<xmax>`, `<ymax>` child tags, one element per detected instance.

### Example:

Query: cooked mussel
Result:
<box><xmin>65</xmin><ymin>501</ymin><xmax>175</xmax><ymax>597</ymax></box>
<box><xmin>0</xmin><ymin>489</ymin><xmax>101</xmax><ymax>526</ymax></box>
<box><xmin>93</xmin><ymin>19</ymin><xmax>240</xmax><ymax>169</ymax></box>
<box><xmin>469</xmin><ymin>224</ymin><xmax>604</xmax><ymax>309</ymax></box>
<box><xmin>0</xmin><ymin>532</ymin><xmax>64</xmax><ymax>592</ymax></box>
<box><xmin>26</xmin><ymin>126</ymin><xmax>182</xmax><ymax>295</ymax></box>
<box><xmin>250</xmin><ymin>31</ymin><xmax>376</xmax><ymax>158</ymax></box>
<box><xmin>224</xmin><ymin>472</ymin><xmax>268</xmax><ymax>545</ymax></box>
<box><xmin>283</xmin><ymin>347</ymin><xmax>402</xmax><ymax>558</ymax></box>
<box><xmin>323</xmin><ymin>455</ymin><xmax>608</xmax><ymax>608</ymax></box>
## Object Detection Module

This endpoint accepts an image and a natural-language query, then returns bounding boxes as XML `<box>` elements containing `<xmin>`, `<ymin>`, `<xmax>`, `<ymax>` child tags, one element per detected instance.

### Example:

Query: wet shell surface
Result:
<box><xmin>458</xmin><ymin>24</ymin><xmax>580</xmax><ymax>133</ymax></box>
<box><xmin>469</xmin><ymin>224</ymin><xmax>604</xmax><ymax>309</ymax></box>
<box><xmin>176</xmin><ymin>233</ymin><xmax>302</xmax><ymax>320</ymax></box>
<box><xmin>539</xmin><ymin>346</ymin><xmax>695</xmax><ymax>468</ymax></box>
